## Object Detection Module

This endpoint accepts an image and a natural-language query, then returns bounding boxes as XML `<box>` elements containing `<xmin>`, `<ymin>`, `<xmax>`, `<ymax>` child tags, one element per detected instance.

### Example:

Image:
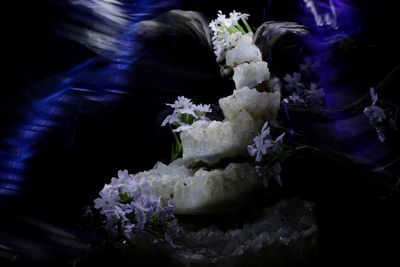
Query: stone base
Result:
<box><xmin>174</xmin><ymin>198</ymin><xmax>318</xmax><ymax>266</ymax></box>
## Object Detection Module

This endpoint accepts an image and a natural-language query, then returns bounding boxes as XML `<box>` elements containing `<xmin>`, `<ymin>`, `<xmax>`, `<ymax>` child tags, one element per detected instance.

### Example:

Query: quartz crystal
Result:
<box><xmin>174</xmin><ymin>198</ymin><xmax>318</xmax><ymax>266</ymax></box>
<box><xmin>219</xmin><ymin>87</ymin><xmax>281</xmax><ymax>121</ymax></box>
<box><xmin>233</xmin><ymin>62</ymin><xmax>270</xmax><ymax>89</ymax></box>
<box><xmin>135</xmin><ymin>159</ymin><xmax>261</xmax><ymax>214</ymax></box>
<box><xmin>180</xmin><ymin>110</ymin><xmax>263</xmax><ymax>166</ymax></box>
<box><xmin>225</xmin><ymin>38</ymin><xmax>262</xmax><ymax>67</ymax></box>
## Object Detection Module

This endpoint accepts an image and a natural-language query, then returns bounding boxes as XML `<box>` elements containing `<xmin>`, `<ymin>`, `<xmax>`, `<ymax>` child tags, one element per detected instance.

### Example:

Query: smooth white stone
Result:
<box><xmin>219</xmin><ymin>87</ymin><xmax>281</xmax><ymax>121</ymax></box>
<box><xmin>135</xmin><ymin>159</ymin><xmax>261</xmax><ymax>214</ymax></box>
<box><xmin>180</xmin><ymin>110</ymin><xmax>263</xmax><ymax>166</ymax></box>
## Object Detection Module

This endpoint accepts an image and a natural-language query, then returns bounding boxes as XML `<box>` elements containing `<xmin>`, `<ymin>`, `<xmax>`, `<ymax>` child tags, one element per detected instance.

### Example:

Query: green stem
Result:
<box><xmin>242</xmin><ymin>18</ymin><xmax>253</xmax><ymax>34</ymax></box>
<box><xmin>171</xmin><ymin>132</ymin><xmax>183</xmax><ymax>161</ymax></box>
<box><xmin>235</xmin><ymin>24</ymin><xmax>246</xmax><ymax>34</ymax></box>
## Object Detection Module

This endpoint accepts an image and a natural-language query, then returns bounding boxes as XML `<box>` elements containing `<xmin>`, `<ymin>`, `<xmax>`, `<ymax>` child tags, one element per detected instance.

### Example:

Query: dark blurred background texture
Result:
<box><xmin>1</xmin><ymin>0</ymin><xmax>399</xmax><ymax>266</ymax></box>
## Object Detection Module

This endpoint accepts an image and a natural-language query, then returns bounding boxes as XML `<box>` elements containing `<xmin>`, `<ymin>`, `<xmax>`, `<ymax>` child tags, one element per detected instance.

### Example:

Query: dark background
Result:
<box><xmin>1</xmin><ymin>0</ymin><xmax>399</xmax><ymax>266</ymax></box>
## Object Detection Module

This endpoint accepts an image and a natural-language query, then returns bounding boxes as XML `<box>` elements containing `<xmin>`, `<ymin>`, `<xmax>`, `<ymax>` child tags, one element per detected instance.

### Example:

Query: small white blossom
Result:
<box><xmin>288</xmin><ymin>92</ymin><xmax>305</xmax><ymax>106</ymax></box>
<box><xmin>247</xmin><ymin>121</ymin><xmax>285</xmax><ymax>163</ymax></box>
<box><xmin>193</xmin><ymin>104</ymin><xmax>212</xmax><ymax>114</ymax></box>
<box><xmin>166</xmin><ymin>96</ymin><xmax>193</xmax><ymax>109</ymax></box>
<box><xmin>233</xmin><ymin>61</ymin><xmax>270</xmax><ymax>89</ymax></box>
<box><xmin>363</xmin><ymin>88</ymin><xmax>386</xmax><ymax>124</ymax></box>
<box><xmin>228</xmin><ymin>10</ymin><xmax>250</xmax><ymax>26</ymax></box>
<box><xmin>363</xmin><ymin>105</ymin><xmax>386</xmax><ymax>124</ymax></box>
<box><xmin>209</xmin><ymin>10</ymin><xmax>252</xmax><ymax>63</ymax></box>
<box><xmin>248</xmin><ymin>134</ymin><xmax>272</xmax><ymax>162</ymax></box>
<box><xmin>304</xmin><ymin>83</ymin><xmax>325</xmax><ymax>107</ymax></box>
<box><xmin>299</xmin><ymin>57</ymin><xmax>320</xmax><ymax>75</ymax></box>
<box><xmin>162</xmin><ymin>96</ymin><xmax>212</xmax><ymax>133</ymax></box>
<box><xmin>283</xmin><ymin>72</ymin><xmax>304</xmax><ymax>93</ymax></box>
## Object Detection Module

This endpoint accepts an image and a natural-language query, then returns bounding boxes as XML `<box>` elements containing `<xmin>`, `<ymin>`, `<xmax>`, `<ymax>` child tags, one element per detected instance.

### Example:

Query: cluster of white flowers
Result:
<box><xmin>162</xmin><ymin>96</ymin><xmax>212</xmax><ymax>132</ymax></box>
<box><xmin>210</xmin><ymin>11</ymin><xmax>273</xmax><ymax>92</ymax></box>
<box><xmin>247</xmin><ymin>121</ymin><xmax>285</xmax><ymax>187</ymax></box>
<box><xmin>283</xmin><ymin>57</ymin><xmax>325</xmax><ymax>107</ymax></box>
<box><xmin>209</xmin><ymin>10</ymin><xmax>252</xmax><ymax>63</ymax></box>
<box><xmin>94</xmin><ymin>170</ymin><xmax>181</xmax><ymax>245</ymax></box>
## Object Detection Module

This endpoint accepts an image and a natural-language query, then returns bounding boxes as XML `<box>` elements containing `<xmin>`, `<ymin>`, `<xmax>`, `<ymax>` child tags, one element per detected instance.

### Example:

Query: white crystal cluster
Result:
<box><xmin>174</xmin><ymin>199</ymin><xmax>318</xmax><ymax>266</ymax></box>
<box><xmin>180</xmin><ymin>110</ymin><xmax>263</xmax><ymax>166</ymax></box>
<box><xmin>219</xmin><ymin>87</ymin><xmax>281</xmax><ymax>121</ymax></box>
<box><xmin>180</xmin><ymin>87</ymin><xmax>281</xmax><ymax>166</ymax></box>
<box><xmin>135</xmin><ymin>159</ymin><xmax>261</xmax><ymax>214</ymax></box>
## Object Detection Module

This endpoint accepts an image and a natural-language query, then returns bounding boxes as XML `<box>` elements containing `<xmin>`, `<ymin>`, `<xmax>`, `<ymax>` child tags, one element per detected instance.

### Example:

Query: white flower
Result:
<box><xmin>247</xmin><ymin>121</ymin><xmax>285</xmax><ymax>163</ymax></box>
<box><xmin>288</xmin><ymin>92</ymin><xmax>305</xmax><ymax>106</ymax></box>
<box><xmin>248</xmin><ymin>134</ymin><xmax>273</xmax><ymax>162</ymax></box>
<box><xmin>161</xmin><ymin>112</ymin><xmax>180</xmax><ymax>127</ymax></box>
<box><xmin>304</xmin><ymin>83</ymin><xmax>325</xmax><ymax>106</ymax></box>
<box><xmin>233</xmin><ymin>61</ymin><xmax>270</xmax><ymax>89</ymax></box>
<box><xmin>166</xmin><ymin>96</ymin><xmax>193</xmax><ymax>109</ymax></box>
<box><xmin>299</xmin><ymin>57</ymin><xmax>320</xmax><ymax>74</ymax></box>
<box><xmin>225</xmin><ymin>35</ymin><xmax>262</xmax><ymax>67</ymax></box>
<box><xmin>364</xmin><ymin>106</ymin><xmax>386</xmax><ymax>124</ymax></box>
<box><xmin>363</xmin><ymin>87</ymin><xmax>386</xmax><ymax>125</ymax></box>
<box><xmin>228</xmin><ymin>10</ymin><xmax>250</xmax><ymax>26</ymax></box>
<box><xmin>162</xmin><ymin>96</ymin><xmax>212</xmax><ymax>133</ymax></box>
<box><xmin>193</xmin><ymin>104</ymin><xmax>212</xmax><ymax>114</ymax></box>
<box><xmin>94</xmin><ymin>184</ymin><xmax>119</xmax><ymax>213</ymax></box>
<box><xmin>209</xmin><ymin>10</ymin><xmax>250</xmax><ymax>33</ymax></box>
<box><xmin>209</xmin><ymin>10</ymin><xmax>252</xmax><ymax>63</ymax></box>
<box><xmin>283</xmin><ymin>72</ymin><xmax>304</xmax><ymax>93</ymax></box>
<box><xmin>212</xmin><ymin>31</ymin><xmax>243</xmax><ymax>63</ymax></box>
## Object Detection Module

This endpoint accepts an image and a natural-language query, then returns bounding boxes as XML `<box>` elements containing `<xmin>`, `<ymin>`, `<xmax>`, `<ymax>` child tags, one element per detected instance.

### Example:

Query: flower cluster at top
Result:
<box><xmin>283</xmin><ymin>57</ymin><xmax>325</xmax><ymax>107</ymax></box>
<box><xmin>210</xmin><ymin>11</ymin><xmax>272</xmax><ymax>92</ymax></box>
<box><xmin>94</xmin><ymin>170</ymin><xmax>181</xmax><ymax>246</ymax></box>
<box><xmin>162</xmin><ymin>96</ymin><xmax>212</xmax><ymax>132</ymax></box>
<box><xmin>363</xmin><ymin>87</ymin><xmax>386</xmax><ymax>125</ymax></box>
<box><xmin>247</xmin><ymin>121</ymin><xmax>285</xmax><ymax>187</ymax></box>
<box><xmin>209</xmin><ymin>10</ymin><xmax>253</xmax><ymax>63</ymax></box>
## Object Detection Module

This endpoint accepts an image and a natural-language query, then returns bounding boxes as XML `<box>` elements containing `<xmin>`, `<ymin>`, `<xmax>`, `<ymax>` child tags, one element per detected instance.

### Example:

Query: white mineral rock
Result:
<box><xmin>135</xmin><ymin>159</ymin><xmax>261</xmax><ymax>214</ymax></box>
<box><xmin>180</xmin><ymin>110</ymin><xmax>263</xmax><ymax>166</ymax></box>
<box><xmin>233</xmin><ymin>61</ymin><xmax>270</xmax><ymax>90</ymax></box>
<box><xmin>219</xmin><ymin>87</ymin><xmax>281</xmax><ymax>121</ymax></box>
<box><xmin>225</xmin><ymin>37</ymin><xmax>262</xmax><ymax>67</ymax></box>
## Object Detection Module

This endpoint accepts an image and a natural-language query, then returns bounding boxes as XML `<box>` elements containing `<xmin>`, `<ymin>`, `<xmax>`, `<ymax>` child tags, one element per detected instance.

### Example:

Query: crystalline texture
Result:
<box><xmin>219</xmin><ymin>87</ymin><xmax>281</xmax><ymax>121</ymax></box>
<box><xmin>135</xmin><ymin>159</ymin><xmax>261</xmax><ymax>215</ymax></box>
<box><xmin>180</xmin><ymin>110</ymin><xmax>263</xmax><ymax>167</ymax></box>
